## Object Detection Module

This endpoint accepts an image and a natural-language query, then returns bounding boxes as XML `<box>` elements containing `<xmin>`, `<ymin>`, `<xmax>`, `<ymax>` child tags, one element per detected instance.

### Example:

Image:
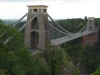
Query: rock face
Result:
<box><xmin>41</xmin><ymin>47</ymin><xmax>80</xmax><ymax>75</ymax></box>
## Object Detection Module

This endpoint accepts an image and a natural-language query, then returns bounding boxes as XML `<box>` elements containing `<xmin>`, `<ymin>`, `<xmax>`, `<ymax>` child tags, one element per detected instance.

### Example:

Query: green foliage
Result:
<box><xmin>91</xmin><ymin>65</ymin><xmax>100</xmax><ymax>75</ymax></box>
<box><xmin>44</xmin><ymin>45</ymin><xmax>80</xmax><ymax>75</ymax></box>
<box><xmin>0</xmin><ymin>20</ymin><xmax>55</xmax><ymax>75</ymax></box>
<box><xmin>56</xmin><ymin>18</ymin><xmax>85</xmax><ymax>33</ymax></box>
<box><xmin>79</xmin><ymin>41</ymin><xmax>100</xmax><ymax>74</ymax></box>
<box><xmin>57</xmin><ymin>18</ymin><xmax>100</xmax><ymax>74</ymax></box>
<box><xmin>2</xmin><ymin>17</ymin><xmax>100</xmax><ymax>75</ymax></box>
<box><xmin>0</xmin><ymin>49</ymin><xmax>24</xmax><ymax>75</ymax></box>
<box><xmin>0</xmin><ymin>70</ymin><xmax>9</xmax><ymax>75</ymax></box>
<box><xmin>80</xmin><ymin>46</ymin><xmax>96</xmax><ymax>73</ymax></box>
<box><xmin>1</xmin><ymin>27</ymin><xmax>23</xmax><ymax>51</ymax></box>
<box><xmin>15</xmin><ymin>47</ymin><xmax>50</xmax><ymax>75</ymax></box>
<box><xmin>63</xmin><ymin>40</ymin><xmax>100</xmax><ymax>74</ymax></box>
<box><xmin>95</xmin><ymin>18</ymin><xmax>100</xmax><ymax>28</ymax></box>
<box><xmin>0</xmin><ymin>20</ymin><xmax>23</xmax><ymax>51</ymax></box>
<box><xmin>62</xmin><ymin>37</ymin><xmax>82</xmax><ymax>64</ymax></box>
<box><xmin>32</xmin><ymin>55</ymin><xmax>50</xmax><ymax>75</ymax></box>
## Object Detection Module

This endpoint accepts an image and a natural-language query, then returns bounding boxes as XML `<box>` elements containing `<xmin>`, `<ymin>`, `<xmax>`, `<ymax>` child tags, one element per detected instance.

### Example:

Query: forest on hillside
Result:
<box><xmin>0</xmin><ymin>19</ymin><xmax>80</xmax><ymax>75</ymax></box>
<box><xmin>56</xmin><ymin>17</ymin><xmax>100</xmax><ymax>75</ymax></box>
<box><xmin>0</xmin><ymin>17</ymin><xmax>100</xmax><ymax>75</ymax></box>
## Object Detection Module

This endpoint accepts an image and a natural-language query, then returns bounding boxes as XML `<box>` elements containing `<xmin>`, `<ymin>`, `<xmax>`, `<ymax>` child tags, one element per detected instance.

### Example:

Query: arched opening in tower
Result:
<box><xmin>89</xmin><ymin>26</ymin><xmax>92</xmax><ymax>31</ymax></box>
<box><xmin>31</xmin><ymin>17</ymin><xmax>38</xmax><ymax>29</ymax></box>
<box><xmin>31</xmin><ymin>32</ymin><xmax>39</xmax><ymax>49</ymax></box>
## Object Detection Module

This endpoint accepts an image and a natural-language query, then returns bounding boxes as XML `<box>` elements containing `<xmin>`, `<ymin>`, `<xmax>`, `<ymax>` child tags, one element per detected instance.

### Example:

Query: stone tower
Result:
<box><xmin>82</xmin><ymin>17</ymin><xmax>98</xmax><ymax>46</ymax></box>
<box><xmin>24</xmin><ymin>5</ymin><xmax>50</xmax><ymax>50</ymax></box>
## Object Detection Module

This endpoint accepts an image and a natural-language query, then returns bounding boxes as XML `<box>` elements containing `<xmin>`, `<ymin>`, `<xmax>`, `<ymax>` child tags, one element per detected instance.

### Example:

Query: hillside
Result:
<box><xmin>56</xmin><ymin>17</ymin><xmax>100</xmax><ymax>75</ymax></box>
<box><xmin>0</xmin><ymin>17</ymin><xmax>100</xmax><ymax>75</ymax></box>
<box><xmin>0</xmin><ymin>19</ymin><xmax>80</xmax><ymax>75</ymax></box>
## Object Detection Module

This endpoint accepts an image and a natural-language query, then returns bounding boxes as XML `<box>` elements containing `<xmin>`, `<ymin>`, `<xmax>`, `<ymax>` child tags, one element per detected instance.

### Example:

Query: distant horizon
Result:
<box><xmin>2</xmin><ymin>16</ymin><xmax>100</xmax><ymax>20</ymax></box>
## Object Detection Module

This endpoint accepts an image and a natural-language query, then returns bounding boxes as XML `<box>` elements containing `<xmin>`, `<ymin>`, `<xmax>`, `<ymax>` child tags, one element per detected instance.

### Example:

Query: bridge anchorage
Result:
<box><xmin>3</xmin><ymin>5</ymin><xmax>98</xmax><ymax>51</ymax></box>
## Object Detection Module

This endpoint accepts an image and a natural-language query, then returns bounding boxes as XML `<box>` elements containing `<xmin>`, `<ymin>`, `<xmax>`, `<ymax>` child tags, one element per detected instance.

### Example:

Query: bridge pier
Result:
<box><xmin>82</xmin><ymin>32</ymin><xmax>98</xmax><ymax>47</ymax></box>
<box><xmin>24</xmin><ymin>5</ymin><xmax>50</xmax><ymax>50</ymax></box>
<box><xmin>82</xmin><ymin>17</ymin><xmax>98</xmax><ymax>47</ymax></box>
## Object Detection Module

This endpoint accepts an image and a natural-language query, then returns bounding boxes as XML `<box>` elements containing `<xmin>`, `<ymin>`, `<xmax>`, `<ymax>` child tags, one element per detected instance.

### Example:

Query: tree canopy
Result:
<box><xmin>0</xmin><ymin>19</ymin><xmax>80</xmax><ymax>75</ymax></box>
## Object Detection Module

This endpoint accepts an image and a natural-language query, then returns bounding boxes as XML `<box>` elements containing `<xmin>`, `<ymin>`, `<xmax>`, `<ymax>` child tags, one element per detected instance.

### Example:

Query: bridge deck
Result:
<box><xmin>51</xmin><ymin>31</ymin><xmax>93</xmax><ymax>46</ymax></box>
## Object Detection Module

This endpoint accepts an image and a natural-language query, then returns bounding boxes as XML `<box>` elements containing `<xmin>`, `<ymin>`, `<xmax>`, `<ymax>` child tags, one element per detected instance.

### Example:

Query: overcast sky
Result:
<box><xmin>0</xmin><ymin>0</ymin><xmax>100</xmax><ymax>19</ymax></box>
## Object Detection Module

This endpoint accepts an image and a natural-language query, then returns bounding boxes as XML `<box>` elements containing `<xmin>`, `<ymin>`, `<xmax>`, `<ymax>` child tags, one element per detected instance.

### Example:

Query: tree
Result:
<box><xmin>91</xmin><ymin>65</ymin><xmax>100</xmax><ymax>75</ymax></box>
<box><xmin>80</xmin><ymin>42</ymin><xmax>100</xmax><ymax>74</ymax></box>
<box><xmin>44</xmin><ymin>45</ymin><xmax>80</xmax><ymax>75</ymax></box>
<box><xmin>0</xmin><ymin>18</ymin><xmax>82</xmax><ymax>75</ymax></box>
<box><xmin>0</xmin><ymin>19</ymin><xmax>51</xmax><ymax>75</ymax></box>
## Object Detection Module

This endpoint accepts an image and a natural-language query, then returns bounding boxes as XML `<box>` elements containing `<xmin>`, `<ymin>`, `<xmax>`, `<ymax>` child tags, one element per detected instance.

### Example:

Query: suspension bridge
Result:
<box><xmin>1</xmin><ymin>5</ymin><xmax>98</xmax><ymax>51</ymax></box>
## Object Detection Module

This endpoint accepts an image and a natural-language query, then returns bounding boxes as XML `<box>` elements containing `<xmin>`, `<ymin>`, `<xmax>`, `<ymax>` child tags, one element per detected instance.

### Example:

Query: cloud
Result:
<box><xmin>61</xmin><ymin>0</ymin><xmax>95</xmax><ymax>3</ymax></box>
<box><xmin>0</xmin><ymin>0</ymin><xmax>33</xmax><ymax>2</ymax></box>
<box><xmin>0</xmin><ymin>0</ymin><xmax>86</xmax><ymax>2</ymax></box>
